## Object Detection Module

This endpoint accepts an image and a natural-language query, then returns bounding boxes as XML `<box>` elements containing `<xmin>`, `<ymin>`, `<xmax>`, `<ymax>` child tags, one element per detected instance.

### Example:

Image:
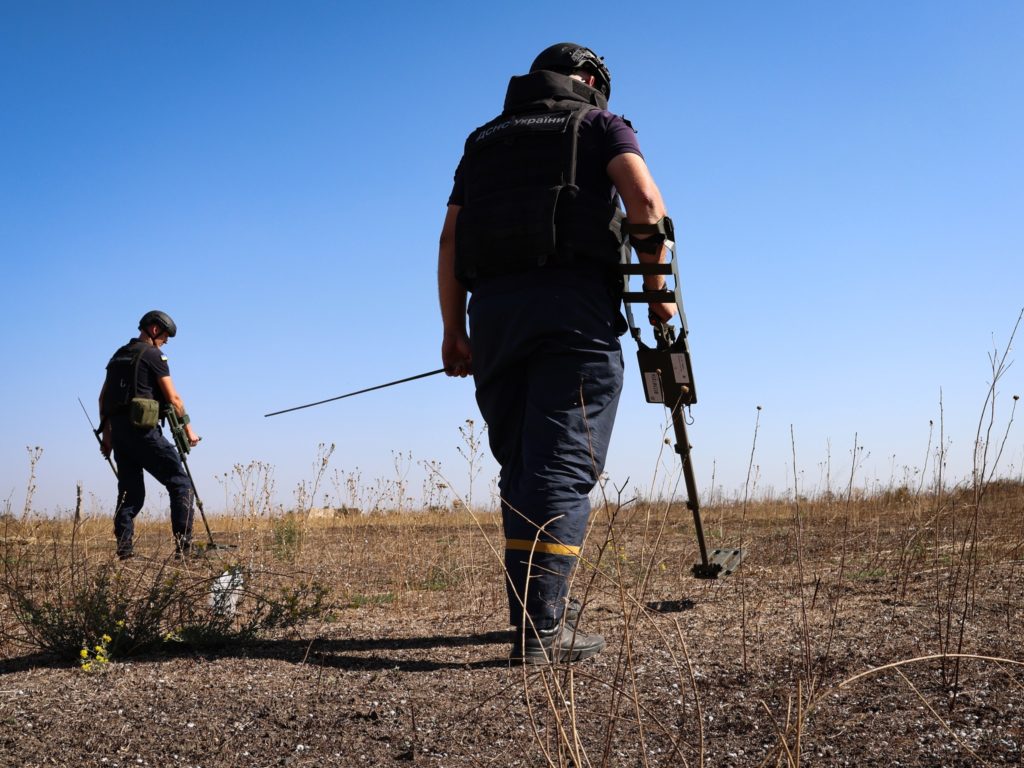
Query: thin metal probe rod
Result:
<box><xmin>264</xmin><ymin>368</ymin><xmax>447</xmax><ymax>417</ymax></box>
<box><xmin>78</xmin><ymin>396</ymin><xmax>118</xmax><ymax>477</ymax></box>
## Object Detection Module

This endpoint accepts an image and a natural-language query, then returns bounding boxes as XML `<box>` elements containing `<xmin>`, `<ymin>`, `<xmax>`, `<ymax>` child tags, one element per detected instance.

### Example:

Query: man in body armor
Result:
<box><xmin>98</xmin><ymin>311</ymin><xmax>201</xmax><ymax>559</ymax></box>
<box><xmin>438</xmin><ymin>43</ymin><xmax>676</xmax><ymax>663</ymax></box>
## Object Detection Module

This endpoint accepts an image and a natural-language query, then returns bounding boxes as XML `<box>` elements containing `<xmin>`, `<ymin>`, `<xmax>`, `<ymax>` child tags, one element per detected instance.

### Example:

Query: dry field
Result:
<box><xmin>1</xmin><ymin>480</ymin><xmax>1022</xmax><ymax>767</ymax></box>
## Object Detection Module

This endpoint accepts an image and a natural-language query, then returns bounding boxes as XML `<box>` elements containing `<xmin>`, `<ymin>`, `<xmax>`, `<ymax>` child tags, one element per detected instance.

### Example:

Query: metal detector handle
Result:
<box><xmin>651</xmin><ymin>316</ymin><xmax>677</xmax><ymax>349</ymax></box>
<box><xmin>162</xmin><ymin>406</ymin><xmax>191</xmax><ymax>457</ymax></box>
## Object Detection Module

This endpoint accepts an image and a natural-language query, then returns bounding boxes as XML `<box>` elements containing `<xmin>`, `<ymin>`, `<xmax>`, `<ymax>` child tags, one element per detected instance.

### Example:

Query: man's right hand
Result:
<box><xmin>100</xmin><ymin>431</ymin><xmax>113</xmax><ymax>459</ymax></box>
<box><xmin>648</xmin><ymin>299</ymin><xmax>677</xmax><ymax>324</ymax></box>
<box><xmin>442</xmin><ymin>329</ymin><xmax>473</xmax><ymax>377</ymax></box>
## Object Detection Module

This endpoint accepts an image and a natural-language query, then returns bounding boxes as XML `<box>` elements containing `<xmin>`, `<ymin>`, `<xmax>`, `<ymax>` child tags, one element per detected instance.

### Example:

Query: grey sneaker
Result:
<box><xmin>511</xmin><ymin>624</ymin><xmax>605</xmax><ymax>665</ymax></box>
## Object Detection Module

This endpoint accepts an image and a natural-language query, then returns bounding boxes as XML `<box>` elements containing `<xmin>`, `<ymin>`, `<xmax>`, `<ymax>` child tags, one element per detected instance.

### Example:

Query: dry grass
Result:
<box><xmin>1</xmin><ymin>477</ymin><xmax>1021</xmax><ymax>766</ymax></box>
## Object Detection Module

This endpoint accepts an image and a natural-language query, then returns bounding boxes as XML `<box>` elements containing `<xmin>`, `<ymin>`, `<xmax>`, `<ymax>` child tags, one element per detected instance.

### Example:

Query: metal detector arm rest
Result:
<box><xmin>620</xmin><ymin>262</ymin><xmax>674</xmax><ymax>303</ymax></box>
<box><xmin>618</xmin><ymin>245</ymin><xmax>691</xmax><ymax>340</ymax></box>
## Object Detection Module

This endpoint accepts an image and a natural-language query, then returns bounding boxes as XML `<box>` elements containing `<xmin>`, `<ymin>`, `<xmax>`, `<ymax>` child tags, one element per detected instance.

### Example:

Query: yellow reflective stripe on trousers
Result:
<box><xmin>505</xmin><ymin>539</ymin><xmax>581</xmax><ymax>557</ymax></box>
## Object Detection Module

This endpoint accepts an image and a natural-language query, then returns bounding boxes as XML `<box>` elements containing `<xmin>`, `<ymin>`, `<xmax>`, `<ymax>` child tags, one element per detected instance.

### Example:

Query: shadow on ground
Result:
<box><xmin>0</xmin><ymin>629</ymin><xmax>518</xmax><ymax>675</ymax></box>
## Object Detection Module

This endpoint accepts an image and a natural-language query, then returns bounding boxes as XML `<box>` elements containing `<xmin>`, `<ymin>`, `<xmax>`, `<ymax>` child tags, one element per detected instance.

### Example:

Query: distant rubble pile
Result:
<box><xmin>303</xmin><ymin>506</ymin><xmax>358</xmax><ymax>519</ymax></box>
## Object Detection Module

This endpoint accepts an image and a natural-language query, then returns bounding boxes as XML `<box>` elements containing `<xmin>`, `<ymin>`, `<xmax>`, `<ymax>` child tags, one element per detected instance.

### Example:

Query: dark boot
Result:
<box><xmin>564</xmin><ymin>597</ymin><xmax>582</xmax><ymax>628</ymax></box>
<box><xmin>173</xmin><ymin>537</ymin><xmax>200</xmax><ymax>560</ymax></box>
<box><xmin>116</xmin><ymin>535</ymin><xmax>134</xmax><ymax>560</ymax></box>
<box><xmin>509</xmin><ymin>598</ymin><xmax>582</xmax><ymax>631</ymax></box>
<box><xmin>511</xmin><ymin>624</ymin><xmax>605</xmax><ymax>665</ymax></box>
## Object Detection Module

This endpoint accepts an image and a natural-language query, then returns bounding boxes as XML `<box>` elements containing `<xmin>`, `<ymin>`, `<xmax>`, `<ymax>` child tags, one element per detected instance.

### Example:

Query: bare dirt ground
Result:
<box><xmin>2</xmin><ymin>484</ymin><xmax>1022</xmax><ymax>767</ymax></box>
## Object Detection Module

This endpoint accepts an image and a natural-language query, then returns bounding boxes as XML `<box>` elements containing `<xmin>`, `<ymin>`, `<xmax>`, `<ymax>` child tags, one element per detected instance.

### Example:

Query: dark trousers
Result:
<box><xmin>469</xmin><ymin>267</ymin><xmax>624</xmax><ymax>630</ymax></box>
<box><xmin>111</xmin><ymin>419</ymin><xmax>194</xmax><ymax>549</ymax></box>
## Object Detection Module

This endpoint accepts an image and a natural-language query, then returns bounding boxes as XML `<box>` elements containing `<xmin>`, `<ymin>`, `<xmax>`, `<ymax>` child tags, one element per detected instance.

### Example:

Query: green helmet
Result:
<box><xmin>530</xmin><ymin>43</ymin><xmax>611</xmax><ymax>99</ymax></box>
<box><xmin>139</xmin><ymin>310</ymin><xmax>177</xmax><ymax>338</ymax></box>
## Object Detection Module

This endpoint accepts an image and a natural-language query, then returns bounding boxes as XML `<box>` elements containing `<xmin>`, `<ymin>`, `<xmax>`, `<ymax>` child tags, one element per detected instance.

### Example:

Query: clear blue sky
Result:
<box><xmin>2</xmin><ymin>1</ymin><xmax>1022</xmax><ymax>516</ymax></box>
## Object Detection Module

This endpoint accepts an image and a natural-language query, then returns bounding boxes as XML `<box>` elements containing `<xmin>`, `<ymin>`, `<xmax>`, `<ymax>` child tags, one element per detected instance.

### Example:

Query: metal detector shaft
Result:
<box><xmin>178</xmin><ymin>453</ymin><xmax>218</xmax><ymax>548</ymax></box>
<box><xmin>78</xmin><ymin>397</ymin><xmax>118</xmax><ymax>477</ymax></box>
<box><xmin>669</xmin><ymin>403</ymin><xmax>711</xmax><ymax>568</ymax></box>
<box><xmin>264</xmin><ymin>367</ymin><xmax>447</xmax><ymax>417</ymax></box>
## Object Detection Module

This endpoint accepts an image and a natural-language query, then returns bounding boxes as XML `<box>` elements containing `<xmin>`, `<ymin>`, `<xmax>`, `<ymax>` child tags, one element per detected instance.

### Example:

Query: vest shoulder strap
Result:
<box><xmin>563</xmin><ymin>105</ymin><xmax>596</xmax><ymax>189</ymax></box>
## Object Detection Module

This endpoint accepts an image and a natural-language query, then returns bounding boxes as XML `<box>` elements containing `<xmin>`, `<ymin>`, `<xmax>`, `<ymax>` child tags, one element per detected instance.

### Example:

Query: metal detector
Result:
<box><xmin>162</xmin><ymin>407</ymin><xmax>236</xmax><ymax>552</ymax></box>
<box><xmin>620</xmin><ymin>226</ymin><xmax>745</xmax><ymax>579</ymax></box>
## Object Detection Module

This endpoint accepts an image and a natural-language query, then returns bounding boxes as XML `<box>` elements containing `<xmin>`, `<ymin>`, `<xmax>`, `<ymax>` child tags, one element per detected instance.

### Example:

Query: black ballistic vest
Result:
<box><xmin>102</xmin><ymin>339</ymin><xmax>150</xmax><ymax>416</ymax></box>
<box><xmin>454</xmin><ymin>71</ymin><xmax>624</xmax><ymax>284</ymax></box>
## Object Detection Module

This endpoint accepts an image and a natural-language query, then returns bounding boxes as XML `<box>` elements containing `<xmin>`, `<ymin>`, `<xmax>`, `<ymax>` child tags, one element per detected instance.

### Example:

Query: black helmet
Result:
<box><xmin>530</xmin><ymin>42</ymin><xmax>611</xmax><ymax>99</ymax></box>
<box><xmin>139</xmin><ymin>310</ymin><xmax>177</xmax><ymax>338</ymax></box>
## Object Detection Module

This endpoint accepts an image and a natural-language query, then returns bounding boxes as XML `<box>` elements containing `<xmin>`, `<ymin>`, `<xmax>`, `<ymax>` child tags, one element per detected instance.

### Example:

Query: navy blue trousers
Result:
<box><xmin>111</xmin><ymin>418</ymin><xmax>194</xmax><ymax>549</ymax></box>
<box><xmin>469</xmin><ymin>267</ymin><xmax>624</xmax><ymax>630</ymax></box>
